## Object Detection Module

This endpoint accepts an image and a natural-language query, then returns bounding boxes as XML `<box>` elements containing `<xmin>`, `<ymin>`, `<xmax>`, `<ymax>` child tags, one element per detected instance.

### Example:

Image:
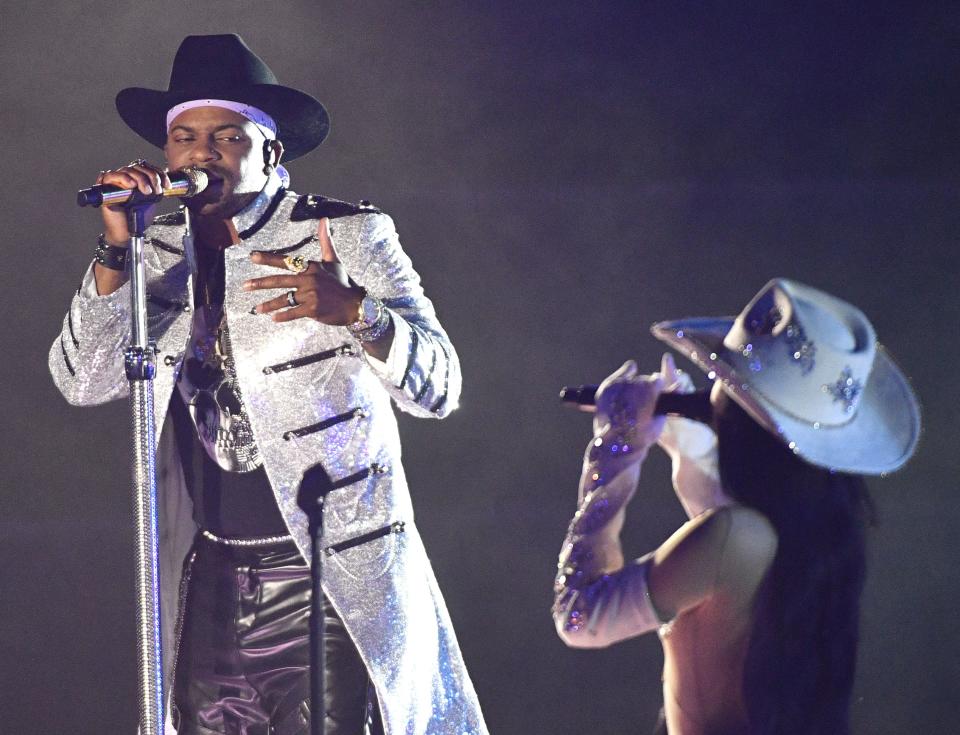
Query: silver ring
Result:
<box><xmin>286</xmin><ymin>290</ymin><xmax>298</xmax><ymax>307</ymax></box>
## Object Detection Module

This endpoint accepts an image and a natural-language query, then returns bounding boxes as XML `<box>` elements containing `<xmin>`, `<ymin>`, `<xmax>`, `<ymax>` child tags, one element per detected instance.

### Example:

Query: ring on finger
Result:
<box><xmin>127</xmin><ymin>158</ymin><xmax>148</xmax><ymax>168</ymax></box>
<box><xmin>286</xmin><ymin>290</ymin><xmax>298</xmax><ymax>307</ymax></box>
<box><xmin>282</xmin><ymin>255</ymin><xmax>309</xmax><ymax>274</ymax></box>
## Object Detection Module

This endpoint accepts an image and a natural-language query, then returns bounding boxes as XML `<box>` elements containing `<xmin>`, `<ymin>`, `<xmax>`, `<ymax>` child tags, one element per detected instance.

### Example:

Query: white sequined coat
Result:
<box><xmin>49</xmin><ymin>177</ymin><xmax>487</xmax><ymax>735</ymax></box>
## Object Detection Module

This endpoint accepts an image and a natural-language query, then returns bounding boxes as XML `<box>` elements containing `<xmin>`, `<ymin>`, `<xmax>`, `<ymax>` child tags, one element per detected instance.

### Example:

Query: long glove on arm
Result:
<box><xmin>553</xmin><ymin>361</ymin><xmax>668</xmax><ymax>648</ymax></box>
<box><xmin>656</xmin><ymin>353</ymin><xmax>725</xmax><ymax>519</ymax></box>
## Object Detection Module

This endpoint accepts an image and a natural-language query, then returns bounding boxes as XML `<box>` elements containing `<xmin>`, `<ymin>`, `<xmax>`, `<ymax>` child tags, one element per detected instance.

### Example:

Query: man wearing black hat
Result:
<box><xmin>49</xmin><ymin>35</ymin><xmax>487</xmax><ymax>735</ymax></box>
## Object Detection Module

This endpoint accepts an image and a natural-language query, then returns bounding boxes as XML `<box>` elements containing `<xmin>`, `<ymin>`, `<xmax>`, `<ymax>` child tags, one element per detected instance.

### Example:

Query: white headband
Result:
<box><xmin>165</xmin><ymin>99</ymin><xmax>290</xmax><ymax>187</ymax></box>
<box><xmin>166</xmin><ymin>99</ymin><xmax>277</xmax><ymax>140</ymax></box>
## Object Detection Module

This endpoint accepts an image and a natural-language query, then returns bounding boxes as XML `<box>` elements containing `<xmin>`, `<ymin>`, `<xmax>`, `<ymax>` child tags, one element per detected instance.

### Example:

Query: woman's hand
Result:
<box><xmin>656</xmin><ymin>352</ymin><xmax>725</xmax><ymax>517</ymax></box>
<box><xmin>656</xmin><ymin>352</ymin><xmax>718</xmax><ymax>460</ymax></box>
<box><xmin>592</xmin><ymin>359</ymin><xmax>666</xmax><ymax>451</ymax></box>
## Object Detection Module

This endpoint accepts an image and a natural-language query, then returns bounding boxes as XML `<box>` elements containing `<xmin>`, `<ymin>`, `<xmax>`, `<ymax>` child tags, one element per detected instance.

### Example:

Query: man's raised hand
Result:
<box><xmin>244</xmin><ymin>217</ymin><xmax>363</xmax><ymax>325</ymax></box>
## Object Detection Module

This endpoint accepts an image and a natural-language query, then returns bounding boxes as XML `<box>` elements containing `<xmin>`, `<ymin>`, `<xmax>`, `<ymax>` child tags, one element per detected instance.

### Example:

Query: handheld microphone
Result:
<box><xmin>77</xmin><ymin>167</ymin><xmax>209</xmax><ymax>208</ymax></box>
<box><xmin>559</xmin><ymin>385</ymin><xmax>713</xmax><ymax>424</ymax></box>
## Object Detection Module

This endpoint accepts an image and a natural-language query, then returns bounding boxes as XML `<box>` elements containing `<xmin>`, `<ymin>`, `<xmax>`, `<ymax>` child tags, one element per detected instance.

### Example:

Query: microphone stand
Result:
<box><xmin>123</xmin><ymin>197</ymin><xmax>164</xmax><ymax>735</ymax></box>
<box><xmin>298</xmin><ymin>465</ymin><xmax>396</xmax><ymax>735</ymax></box>
<box><xmin>297</xmin><ymin>465</ymin><xmax>336</xmax><ymax>735</ymax></box>
<box><xmin>76</xmin><ymin>169</ymin><xmax>206</xmax><ymax>735</ymax></box>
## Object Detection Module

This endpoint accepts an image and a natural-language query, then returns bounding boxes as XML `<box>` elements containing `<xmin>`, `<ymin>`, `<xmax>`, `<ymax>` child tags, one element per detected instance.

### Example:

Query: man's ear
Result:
<box><xmin>262</xmin><ymin>139</ymin><xmax>284</xmax><ymax>167</ymax></box>
<box><xmin>270</xmin><ymin>139</ymin><xmax>284</xmax><ymax>166</ymax></box>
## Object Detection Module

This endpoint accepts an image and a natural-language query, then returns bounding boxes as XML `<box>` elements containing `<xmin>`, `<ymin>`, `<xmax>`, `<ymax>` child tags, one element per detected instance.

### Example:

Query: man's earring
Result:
<box><xmin>262</xmin><ymin>139</ymin><xmax>275</xmax><ymax>175</ymax></box>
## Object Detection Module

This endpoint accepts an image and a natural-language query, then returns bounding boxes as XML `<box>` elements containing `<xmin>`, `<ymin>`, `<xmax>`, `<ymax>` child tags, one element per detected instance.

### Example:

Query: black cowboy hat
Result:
<box><xmin>115</xmin><ymin>34</ymin><xmax>329</xmax><ymax>162</ymax></box>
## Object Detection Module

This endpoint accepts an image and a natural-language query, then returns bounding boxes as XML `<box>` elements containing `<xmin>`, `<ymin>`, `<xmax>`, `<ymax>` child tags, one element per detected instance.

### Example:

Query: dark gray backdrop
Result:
<box><xmin>2</xmin><ymin>1</ymin><xmax>958</xmax><ymax>733</ymax></box>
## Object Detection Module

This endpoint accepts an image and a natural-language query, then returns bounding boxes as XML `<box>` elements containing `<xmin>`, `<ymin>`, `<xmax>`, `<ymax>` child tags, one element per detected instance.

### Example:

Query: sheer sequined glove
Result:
<box><xmin>656</xmin><ymin>353</ymin><xmax>724</xmax><ymax>518</ymax></box>
<box><xmin>553</xmin><ymin>361</ymin><xmax>666</xmax><ymax>647</ymax></box>
<box><xmin>590</xmin><ymin>360</ymin><xmax>666</xmax><ymax>449</ymax></box>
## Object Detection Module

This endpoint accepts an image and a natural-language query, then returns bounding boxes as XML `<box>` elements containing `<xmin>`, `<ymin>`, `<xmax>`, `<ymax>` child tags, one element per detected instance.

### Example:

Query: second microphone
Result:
<box><xmin>559</xmin><ymin>385</ymin><xmax>713</xmax><ymax>424</ymax></box>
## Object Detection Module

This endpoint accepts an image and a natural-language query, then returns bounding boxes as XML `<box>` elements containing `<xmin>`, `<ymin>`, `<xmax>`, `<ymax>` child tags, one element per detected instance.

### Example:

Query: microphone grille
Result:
<box><xmin>182</xmin><ymin>167</ymin><xmax>209</xmax><ymax>197</ymax></box>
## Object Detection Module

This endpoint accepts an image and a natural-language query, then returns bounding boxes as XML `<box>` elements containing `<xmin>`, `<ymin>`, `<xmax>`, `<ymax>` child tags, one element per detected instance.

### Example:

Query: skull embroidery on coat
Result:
<box><xmin>176</xmin><ymin>304</ymin><xmax>263</xmax><ymax>472</ymax></box>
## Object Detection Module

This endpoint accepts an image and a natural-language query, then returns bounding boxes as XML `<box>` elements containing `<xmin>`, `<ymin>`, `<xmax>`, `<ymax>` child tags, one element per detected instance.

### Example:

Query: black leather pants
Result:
<box><xmin>172</xmin><ymin>534</ymin><xmax>383</xmax><ymax>735</ymax></box>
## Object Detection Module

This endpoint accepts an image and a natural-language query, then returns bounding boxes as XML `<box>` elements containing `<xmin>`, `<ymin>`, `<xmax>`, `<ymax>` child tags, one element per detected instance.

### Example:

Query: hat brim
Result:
<box><xmin>651</xmin><ymin>317</ymin><xmax>921</xmax><ymax>475</ymax></box>
<box><xmin>116</xmin><ymin>85</ymin><xmax>329</xmax><ymax>162</ymax></box>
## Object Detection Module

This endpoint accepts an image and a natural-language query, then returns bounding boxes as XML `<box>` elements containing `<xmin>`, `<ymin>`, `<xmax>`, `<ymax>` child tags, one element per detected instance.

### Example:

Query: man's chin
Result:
<box><xmin>185</xmin><ymin>192</ymin><xmax>250</xmax><ymax>219</ymax></box>
<box><xmin>187</xmin><ymin>200</ymin><xmax>231</xmax><ymax>217</ymax></box>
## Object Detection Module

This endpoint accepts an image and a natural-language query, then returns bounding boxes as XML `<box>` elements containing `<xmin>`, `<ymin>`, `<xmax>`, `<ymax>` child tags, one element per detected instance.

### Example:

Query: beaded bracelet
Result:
<box><xmin>94</xmin><ymin>234</ymin><xmax>129</xmax><ymax>271</ymax></box>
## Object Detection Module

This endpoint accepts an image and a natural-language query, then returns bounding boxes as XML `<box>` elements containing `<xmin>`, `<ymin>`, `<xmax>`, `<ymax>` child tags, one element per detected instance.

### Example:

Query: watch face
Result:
<box><xmin>359</xmin><ymin>295</ymin><xmax>380</xmax><ymax>326</ymax></box>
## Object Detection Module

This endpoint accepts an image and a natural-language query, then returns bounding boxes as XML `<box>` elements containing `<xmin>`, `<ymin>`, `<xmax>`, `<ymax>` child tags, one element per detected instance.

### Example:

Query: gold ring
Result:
<box><xmin>283</xmin><ymin>255</ymin><xmax>309</xmax><ymax>274</ymax></box>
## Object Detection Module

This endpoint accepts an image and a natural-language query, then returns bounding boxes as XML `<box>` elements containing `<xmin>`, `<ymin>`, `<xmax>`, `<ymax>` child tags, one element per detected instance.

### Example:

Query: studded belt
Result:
<box><xmin>201</xmin><ymin>529</ymin><xmax>294</xmax><ymax>547</ymax></box>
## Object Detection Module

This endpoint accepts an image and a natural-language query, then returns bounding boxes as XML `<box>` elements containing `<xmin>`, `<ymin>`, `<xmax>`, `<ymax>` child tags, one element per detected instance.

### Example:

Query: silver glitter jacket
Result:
<box><xmin>49</xmin><ymin>181</ymin><xmax>487</xmax><ymax>735</ymax></box>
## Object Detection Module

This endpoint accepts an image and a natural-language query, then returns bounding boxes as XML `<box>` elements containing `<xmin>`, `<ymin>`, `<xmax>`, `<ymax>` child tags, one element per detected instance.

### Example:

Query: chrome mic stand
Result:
<box><xmin>124</xmin><ymin>199</ymin><xmax>164</xmax><ymax>735</ymax></box>
<box><xmin>77</xmin><ymin>168</ymin><xmax>206</xmax><ymax>735</ymax></box>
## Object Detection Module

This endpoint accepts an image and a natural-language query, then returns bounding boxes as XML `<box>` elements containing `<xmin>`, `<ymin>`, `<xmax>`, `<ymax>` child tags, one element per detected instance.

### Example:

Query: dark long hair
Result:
<box><xmin>713</xmin><ymin>391</ymin><xmax>873</xmax><ymax>735</ymax></box>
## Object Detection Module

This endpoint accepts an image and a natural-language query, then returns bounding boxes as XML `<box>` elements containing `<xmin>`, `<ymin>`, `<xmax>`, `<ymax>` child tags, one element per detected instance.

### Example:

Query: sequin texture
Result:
<box><xmin>823</xmin><ymin>365</ymin><xmax>862</xmax><ymax>412</ymax></box>
<box><xmin>49</xmin><ymin>184</ymin><xmax>485</xmax><ymax>734</ymax></box>
<box><xmin>553</xmin><ymin>418</ymin><xmax>663</xmax><ymax>644</ymax></box>
<box><xmin>784</xmin><ymin>322</ymin><xmax>816</xmax><ymax>374</ymax></box>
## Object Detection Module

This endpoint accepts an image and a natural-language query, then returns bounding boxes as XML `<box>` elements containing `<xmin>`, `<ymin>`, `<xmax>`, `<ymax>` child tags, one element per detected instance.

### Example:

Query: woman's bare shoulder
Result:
<box><xmin>654</xmin><ymin>503</ymin><xmax>774</xmax><ymax>559</ymax></box>
<box><xmin>649</xmin><ymin>504</ymin><xmax>778</xmax><ymax>617</ymax></box>
<box><xmin>713</xmin><ymin>504</ymin><xmax>779</xmax><ymax>602</ymax></box>
<box><xmin>722</xmin><ymin>505</ymin><xmax>778</xmax><ymax>560</ymax></box>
